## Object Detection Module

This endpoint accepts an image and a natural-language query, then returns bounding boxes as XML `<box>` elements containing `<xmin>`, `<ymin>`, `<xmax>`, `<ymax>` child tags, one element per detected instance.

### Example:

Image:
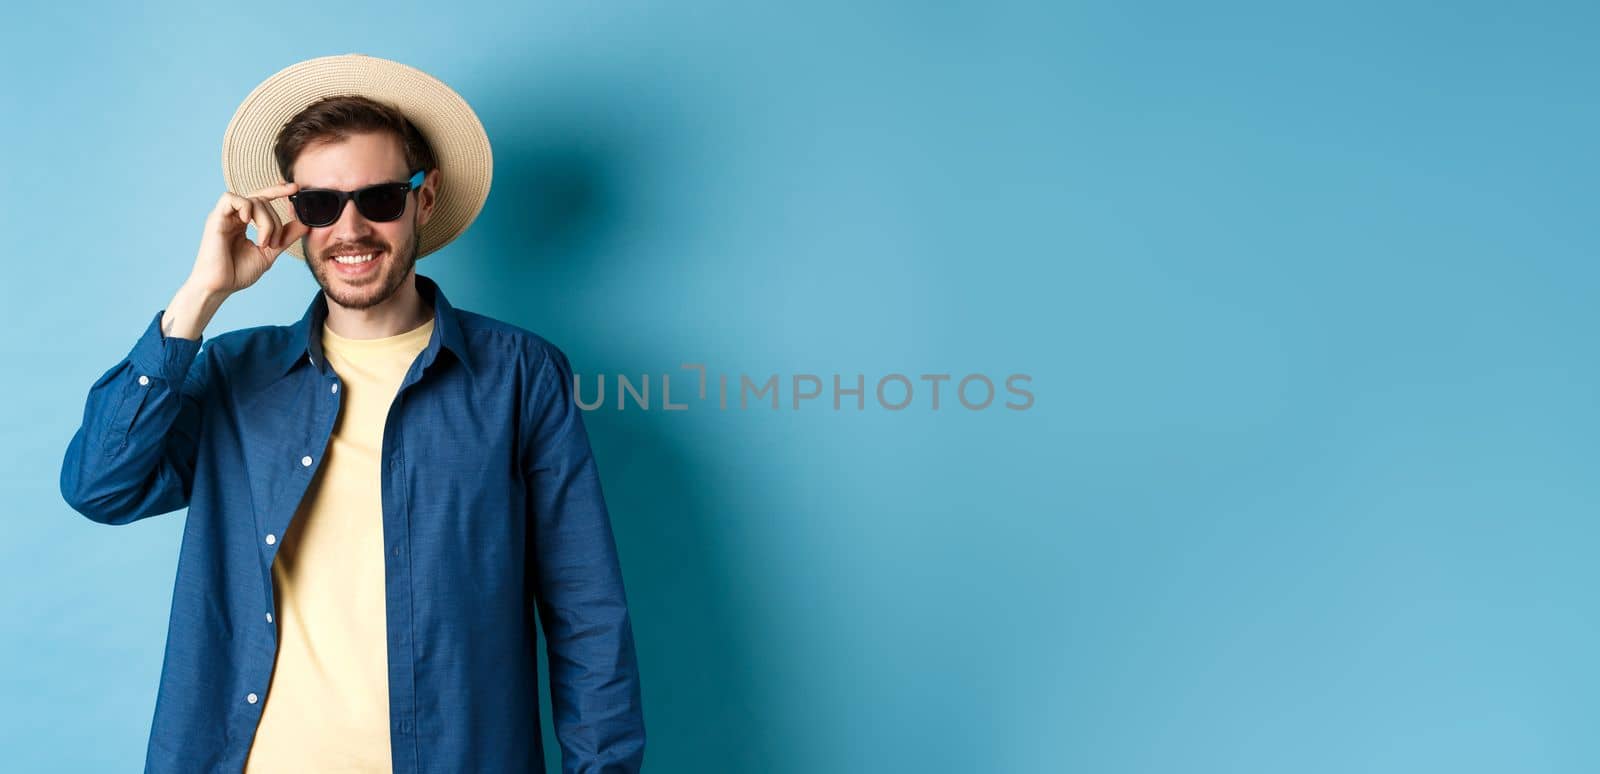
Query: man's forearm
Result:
<box><xmin>162</xmin><ymin>282</ymin><xmax>230</xmax><ymax>341</ymax></box>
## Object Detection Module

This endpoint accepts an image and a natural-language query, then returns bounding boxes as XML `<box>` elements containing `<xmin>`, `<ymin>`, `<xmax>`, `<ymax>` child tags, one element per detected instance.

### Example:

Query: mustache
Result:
<box><xmin>321</xmin><ymin>244</ymin><xmax>387</xmax><ymax>257</ymax></box>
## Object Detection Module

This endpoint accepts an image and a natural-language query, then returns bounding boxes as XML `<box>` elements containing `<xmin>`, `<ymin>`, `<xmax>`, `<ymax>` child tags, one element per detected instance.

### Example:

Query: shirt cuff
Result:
<box><xmin>128</xmin><ymin>309</ymin><xmax>205</xmax><ymax>386</ymax></box>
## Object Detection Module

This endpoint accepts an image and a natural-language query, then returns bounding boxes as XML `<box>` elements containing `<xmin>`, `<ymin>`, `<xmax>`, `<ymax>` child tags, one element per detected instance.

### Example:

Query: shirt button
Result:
<box><xmin>246</xmin><ymin>693</ymin><xmax>259</xmax><ymax>704</ymax></box>
<box><xmin>265</xmin><ymin>534</ymin><xmax>276</xmax><ymax>545</ymax></box>
<box><xmin>138</xmin><ymin>375</ymin><xmax>150</xmax><ymax>386</ymax></box>
<box><xmin>301</xmin><ymin>455</ymin><xmax>313</xmax><ymax>467</ymax></box>
<box><xmin>266</xmin><ymin>612</ymin><xmax>273</xmax><ymax>623</ymax></box>
<box><xmin>331</xmin><ymin>383</ymin><xmax>339</xmax><ymax>394</ymax></box>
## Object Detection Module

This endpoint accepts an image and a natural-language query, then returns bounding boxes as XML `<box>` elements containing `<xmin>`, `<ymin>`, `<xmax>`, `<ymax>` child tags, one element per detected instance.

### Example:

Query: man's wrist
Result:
<box><xmin>163</xmin><ymin>282</ymin><xmax>230</xmax><ymax>341</ymax></box>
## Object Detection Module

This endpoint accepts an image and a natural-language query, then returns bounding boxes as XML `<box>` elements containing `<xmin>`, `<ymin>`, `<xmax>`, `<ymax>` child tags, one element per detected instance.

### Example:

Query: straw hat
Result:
<box><xmin>220</xmin><ymin>53</ymin><xmax>492</xmax><ymax>261</ymax></box>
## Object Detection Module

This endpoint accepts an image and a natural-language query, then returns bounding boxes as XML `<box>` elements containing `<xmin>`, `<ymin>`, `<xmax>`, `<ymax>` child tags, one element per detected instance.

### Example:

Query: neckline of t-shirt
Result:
<box><xmin>321</xmin><ymin>315</ymin><xmax>436</xmax><ymax>349</ymax></box>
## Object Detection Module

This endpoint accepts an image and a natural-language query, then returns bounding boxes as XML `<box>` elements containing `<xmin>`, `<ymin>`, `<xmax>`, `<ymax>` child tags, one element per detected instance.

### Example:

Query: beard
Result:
<box><xmin>302</xmin><ymin>214</ymin><xmax>421</xmax><ymax>311</ymax></box>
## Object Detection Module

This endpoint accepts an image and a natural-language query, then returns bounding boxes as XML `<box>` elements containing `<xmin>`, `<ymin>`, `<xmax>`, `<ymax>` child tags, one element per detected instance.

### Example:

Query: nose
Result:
<box><xmin>326</xmin><ymin>198</ymin><xmax>376</xmax><ymax>241</ymax></box>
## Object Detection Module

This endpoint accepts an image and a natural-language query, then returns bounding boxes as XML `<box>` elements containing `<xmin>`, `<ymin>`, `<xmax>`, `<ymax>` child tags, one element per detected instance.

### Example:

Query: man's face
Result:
<box><xmin>291</xmin><ymin>131</ymin><xmax>436</xmax><ymax>310</ymax></box>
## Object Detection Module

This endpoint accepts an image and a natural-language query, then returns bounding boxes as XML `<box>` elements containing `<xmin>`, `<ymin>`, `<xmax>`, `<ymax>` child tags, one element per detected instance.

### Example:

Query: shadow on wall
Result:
<box><xmin>455</xmin><ymin>77</ymin><xmax>780</xmax><ymax>772</ymax></box>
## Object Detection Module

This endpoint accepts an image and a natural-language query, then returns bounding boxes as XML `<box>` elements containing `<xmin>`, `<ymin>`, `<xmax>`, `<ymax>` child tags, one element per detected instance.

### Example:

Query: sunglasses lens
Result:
<box><xmin>356</xmin><ymin>185</ymin><xmax>410</xmax><ymax>222</ymax></box>
<box><xmin>294</xmin><ymin>191</ymin><xmax>342</xmax><ymax>227</ymax></box>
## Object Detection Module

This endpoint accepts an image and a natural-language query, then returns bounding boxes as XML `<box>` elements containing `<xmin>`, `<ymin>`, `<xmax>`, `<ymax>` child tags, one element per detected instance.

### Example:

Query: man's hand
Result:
<box><xmin>189</xmin><ymin>182</ymin><xmax>309</xmax><ymax>296</ymax></box>
<box><xmin>161</xmin><ymin>182</ymin><xmax>310</xmax><ymax>341</ymax></box>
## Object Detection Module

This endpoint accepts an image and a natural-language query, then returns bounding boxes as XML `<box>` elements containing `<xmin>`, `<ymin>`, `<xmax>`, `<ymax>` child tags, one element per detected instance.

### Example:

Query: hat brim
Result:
<box><xmin>221</xmin><ymin>53</ymin><xmax>492</xmax><ymax>261</ymax></box>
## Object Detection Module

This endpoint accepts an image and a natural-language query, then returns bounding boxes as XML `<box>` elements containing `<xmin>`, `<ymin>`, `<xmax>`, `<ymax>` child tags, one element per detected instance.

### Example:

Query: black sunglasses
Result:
<box><xmin>288</xmin><ymin>170</ymin><xmax>428</xmax><ymax>227</ymax></box>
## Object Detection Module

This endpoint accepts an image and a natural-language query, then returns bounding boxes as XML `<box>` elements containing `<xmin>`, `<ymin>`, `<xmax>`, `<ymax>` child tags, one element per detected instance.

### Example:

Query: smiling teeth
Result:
<box><xmin>334</xmin><ymin>253</ymin><xmax>377</xmax><ymax>264</ymax></box>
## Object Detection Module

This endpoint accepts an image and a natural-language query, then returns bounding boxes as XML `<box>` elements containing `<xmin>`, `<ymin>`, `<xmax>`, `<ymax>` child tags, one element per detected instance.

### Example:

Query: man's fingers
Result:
<box><xmin>271</xmin><ymin>200</ymin><xmax>309</xmax><ymax>250</ymax></box>
<box><xmin>245</xmin><ymin>181</ymin><xmax>300</xmax><ymax>201</ymax></box>
<box><xmin>249</xmin><ymin>198</ymin><xmax>282</xmax><ymax>249</ymax></box>
<box><xmin>213</xmin><ymin>188</ymin><xmax>306</xmax><ymax>251</ymax></box>
<box><xmin>224</xmin><ymin>193</ymin><xmax>252</xmax><ymax>226</ymax></box>
<box><xmin>277</xmin><ymin>218</ymin><xmax>310</xmax><ymax>250</ymax></box>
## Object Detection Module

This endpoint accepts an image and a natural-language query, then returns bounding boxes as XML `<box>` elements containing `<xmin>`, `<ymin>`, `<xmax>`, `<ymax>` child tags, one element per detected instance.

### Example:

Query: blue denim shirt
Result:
<box><xmin>59</xmin><ymin>273</ymin><xmax>645</xmax><ymax>773</ymax></box>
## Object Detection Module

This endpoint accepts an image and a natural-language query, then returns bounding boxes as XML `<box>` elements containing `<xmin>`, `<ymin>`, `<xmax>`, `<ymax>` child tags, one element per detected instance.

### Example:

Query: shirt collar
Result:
<box><xmin>273</xmin><ymin>272</ymin><xmax>474</xmax><ymax>381</ymax></box>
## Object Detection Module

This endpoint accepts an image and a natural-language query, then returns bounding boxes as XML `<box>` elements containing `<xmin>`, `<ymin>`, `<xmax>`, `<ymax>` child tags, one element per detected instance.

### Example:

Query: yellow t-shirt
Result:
<box><xmin>244</xmin><ymin>314</ymin><xmax>436</xmax><ymax>773</ymax></box>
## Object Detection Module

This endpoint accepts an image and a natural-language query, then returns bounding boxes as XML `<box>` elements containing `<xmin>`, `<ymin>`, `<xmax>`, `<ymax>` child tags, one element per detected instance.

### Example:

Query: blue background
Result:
<box><xmin>4</xmin><ymin>1</ymin><xmax>1596</xmax><ymax>771</ymax></box>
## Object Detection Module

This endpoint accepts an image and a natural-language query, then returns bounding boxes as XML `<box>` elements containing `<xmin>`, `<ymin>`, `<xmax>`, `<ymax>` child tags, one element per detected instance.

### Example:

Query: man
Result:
<box><xmin>58</xmin><ymin>54</ymin><xmax>645</xmax><ymax>773</ymax></box>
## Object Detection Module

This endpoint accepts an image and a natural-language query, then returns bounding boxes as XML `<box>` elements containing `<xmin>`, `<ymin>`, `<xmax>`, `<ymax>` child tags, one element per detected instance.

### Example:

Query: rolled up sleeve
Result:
<box><xmin>60</xmin><ymin>309</ymin><xmax>209</xmax><ymax>525</ymax></box>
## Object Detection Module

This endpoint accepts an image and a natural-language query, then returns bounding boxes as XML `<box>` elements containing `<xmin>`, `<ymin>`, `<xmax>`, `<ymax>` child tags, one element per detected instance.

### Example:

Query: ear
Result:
<box><xmin>415</xmin><ymin>168</ymin><xmax>439</xmax><ymax>228</ymax></box>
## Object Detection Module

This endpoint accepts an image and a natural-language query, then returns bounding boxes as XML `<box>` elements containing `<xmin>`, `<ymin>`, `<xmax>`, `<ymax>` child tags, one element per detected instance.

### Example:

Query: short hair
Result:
<box><xmin>272</xmin><ymin>94</ymin><xmax>438</xmax><ymax>183</ymax></box>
